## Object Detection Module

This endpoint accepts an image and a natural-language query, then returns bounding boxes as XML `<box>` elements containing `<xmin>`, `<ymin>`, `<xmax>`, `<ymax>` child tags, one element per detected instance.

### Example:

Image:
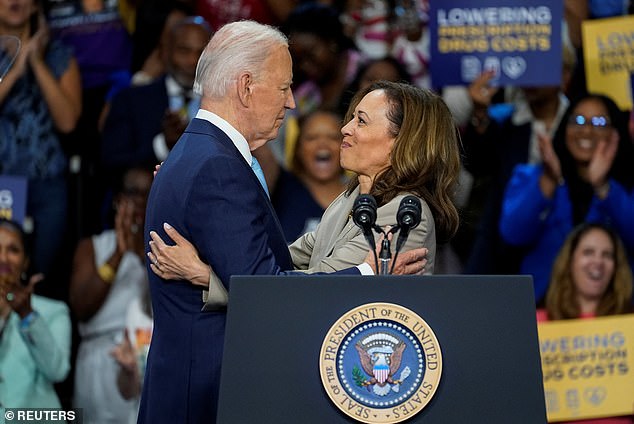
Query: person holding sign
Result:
<box><xmin>537</xmin><ymin>222</ymin><xmax>634</xmax><ymax>424</ymax></box>
<box><xmin>457</xmin><ymin>36</ymin><xmax>578</xmax><ymax>277</ymax></box>
<box><xmin>499</xmin><ymin>93</ymin><xmax>634</xmax><ymax>303</ymax></box>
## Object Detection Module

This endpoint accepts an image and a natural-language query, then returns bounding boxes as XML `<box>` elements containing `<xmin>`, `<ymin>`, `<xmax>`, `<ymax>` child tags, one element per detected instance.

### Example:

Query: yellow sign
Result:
<box><xmin>582</xmin><ymin>15</ymin><xmax>634</xmax><ymax>111</ymax></box>
<box><xmin>538</xmin><ymin>314</ymin><xmax>634</xmax><ymax>422</ymax></box>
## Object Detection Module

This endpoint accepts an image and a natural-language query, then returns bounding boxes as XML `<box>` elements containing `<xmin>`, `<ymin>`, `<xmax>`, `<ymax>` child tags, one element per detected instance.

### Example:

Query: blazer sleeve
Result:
<box><xmin>18</xmin><ymin>300</ymin><xmax>72</xmax><ymax>382</ymax></box>
<box><xmin>288</xmin><ymin>230</ymin><xmax>316</xmax><ymax>270</ymax></box>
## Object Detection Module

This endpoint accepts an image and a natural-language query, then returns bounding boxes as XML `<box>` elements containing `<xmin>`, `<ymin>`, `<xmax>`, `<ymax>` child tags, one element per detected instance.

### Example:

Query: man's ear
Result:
<box><xmin>236</xmin><ymin>71</ymin><xmax>253</xmax><ymax>107</ymax></box>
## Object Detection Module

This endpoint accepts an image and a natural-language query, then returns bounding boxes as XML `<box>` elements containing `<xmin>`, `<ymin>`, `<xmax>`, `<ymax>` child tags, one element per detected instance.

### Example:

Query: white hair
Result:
<box><xmin>193</xmin><ymin>20</ymin><xmax>288</xmax><ymax>98</ymax></box>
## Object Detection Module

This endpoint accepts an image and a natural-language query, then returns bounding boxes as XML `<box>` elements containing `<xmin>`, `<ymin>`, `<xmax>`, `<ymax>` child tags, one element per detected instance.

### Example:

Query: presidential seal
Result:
<box><xmin>319</xmin><ymin>303</ymin><xmax>442</xmax><ymax>423</ymax></box>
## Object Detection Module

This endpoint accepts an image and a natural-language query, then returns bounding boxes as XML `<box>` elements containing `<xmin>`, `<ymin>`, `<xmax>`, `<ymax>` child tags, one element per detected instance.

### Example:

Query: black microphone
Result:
<box><xmin>352</xmin><ymin>194</ymin><xmax>378</xmax><ymax>246</ymax></box>
<box><xmin>352</xmin><ymin>194</ymin><xmax>379</xmax><ymax>271</ymax></box>
<box><xmin>394</xmin><ymin>195</ymin><xmax>422</xmax><ymax>255</ymax></box>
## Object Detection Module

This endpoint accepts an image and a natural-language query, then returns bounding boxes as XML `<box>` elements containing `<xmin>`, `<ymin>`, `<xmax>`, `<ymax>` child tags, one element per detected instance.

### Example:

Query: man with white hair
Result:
<box><xmin>139</xmin><ymin>20</ymin><xmax>426</xmax><ymax>423</ymax></box>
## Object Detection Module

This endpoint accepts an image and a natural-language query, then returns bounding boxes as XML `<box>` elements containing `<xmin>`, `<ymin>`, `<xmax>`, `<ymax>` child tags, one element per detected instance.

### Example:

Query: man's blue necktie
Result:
<box><xmin>251</xmin><ymin>157</ymin><xmax>269</xmax><ymax>197</ymax></box>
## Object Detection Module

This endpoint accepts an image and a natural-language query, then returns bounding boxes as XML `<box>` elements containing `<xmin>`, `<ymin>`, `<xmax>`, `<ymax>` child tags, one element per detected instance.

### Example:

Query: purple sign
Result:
<box><xmin>429</xmin><ymin>0</ymin><xmax>563</xmax><ymax>87</ymax></box>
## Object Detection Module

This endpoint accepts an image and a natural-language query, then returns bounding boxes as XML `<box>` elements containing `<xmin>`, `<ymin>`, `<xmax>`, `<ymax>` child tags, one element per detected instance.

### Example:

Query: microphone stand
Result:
<box><xmin>379</xmin><ymin>238</ymin><xmax>390</xmax><ymax>275</ymax></box>
<box><xmin>376</xmin><ymin>226</ymin><xmax>400</xmax><ymax>275</ymax></box>
<box><xmin>389</xmin><ymin>225</ymin><xmax>411</xmax><ymax>275</ymax></box>
<box><xmin>353</xmin><ymin>194</ymin><xmax>421</xmax><ymax>275</ymax></box>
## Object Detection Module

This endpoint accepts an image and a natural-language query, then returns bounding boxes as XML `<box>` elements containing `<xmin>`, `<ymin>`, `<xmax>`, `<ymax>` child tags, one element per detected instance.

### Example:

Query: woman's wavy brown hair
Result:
<box><xmin>344</xmin><ymin>81</ymin><xmax>461</xmax><ymax>243</ymax></box>
<box><xmin>546</xmin><ymin>223</ymin><xmax>633</xmax><ymax>320</ymax></box>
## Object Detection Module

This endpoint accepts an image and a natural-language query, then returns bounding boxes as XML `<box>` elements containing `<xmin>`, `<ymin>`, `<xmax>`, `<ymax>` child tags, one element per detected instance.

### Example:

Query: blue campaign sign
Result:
<box><xmin>0</xmin><ymin>175</ymin><xmax>28</xmax><ymax>224</ymax></box>
<box><xmin>429</xmin><ymin>0</ymin><xmax>563</xmax><ymax>87</ymax></box>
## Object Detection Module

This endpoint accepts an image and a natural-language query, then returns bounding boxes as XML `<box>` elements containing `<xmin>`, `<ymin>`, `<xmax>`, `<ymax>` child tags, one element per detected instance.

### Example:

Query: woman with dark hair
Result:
<box><xmin>0</xmin><ymin>218</ymin><xmax>71</xmax><ymax>408</ymax></box>
<box><xmin>147</xmin><ymin>81</ymin><xmax>460</xmax><ymax>281</ymax></box>
<box><xmin>500</xmin><ymin>93</ymin><xmax>634</xmax><ymax>304</ymax></box>
<box><xmin>336</xmin><ymin>80</ymin><xmax>460</xmax><ymax>247</ymax></box>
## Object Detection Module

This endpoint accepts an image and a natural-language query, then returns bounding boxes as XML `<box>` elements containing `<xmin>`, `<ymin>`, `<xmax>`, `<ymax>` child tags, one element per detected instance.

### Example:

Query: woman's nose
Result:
<box><xmin>341</xmin><ymin>121</ymin><xmax>352</xmax><ymax>135</ymax></box>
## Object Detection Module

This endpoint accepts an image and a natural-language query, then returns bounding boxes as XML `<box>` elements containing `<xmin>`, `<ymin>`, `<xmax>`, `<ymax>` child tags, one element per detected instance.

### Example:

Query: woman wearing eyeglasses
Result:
<box><xmin>499</xmin><ymin>93</ymin><xmax>634</xmax><ymax>305</ymax></box>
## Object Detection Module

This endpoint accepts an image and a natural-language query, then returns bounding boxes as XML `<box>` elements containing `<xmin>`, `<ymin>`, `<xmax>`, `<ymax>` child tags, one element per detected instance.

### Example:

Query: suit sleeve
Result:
<box><xmin>18</xmin><ymin>302</ymin><xmax>72</xmax><ymax>382</ymax></box>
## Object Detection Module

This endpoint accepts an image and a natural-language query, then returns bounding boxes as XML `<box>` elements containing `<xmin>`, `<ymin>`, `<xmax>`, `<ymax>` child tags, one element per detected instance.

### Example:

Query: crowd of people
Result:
<box><xmin>1</xmin><ymin>0</ymin><xmax>634</xmax><ymax>423</ymax></box>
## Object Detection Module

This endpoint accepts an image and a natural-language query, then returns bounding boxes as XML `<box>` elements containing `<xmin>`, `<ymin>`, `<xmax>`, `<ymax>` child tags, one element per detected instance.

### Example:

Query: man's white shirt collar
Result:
<box><xmin>195</xmin><ymin>109</ymin><xmax>252</xmax><ymax>164</ymax></box>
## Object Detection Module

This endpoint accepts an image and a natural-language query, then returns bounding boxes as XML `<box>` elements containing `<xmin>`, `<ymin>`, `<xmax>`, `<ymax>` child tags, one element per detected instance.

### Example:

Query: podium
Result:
<box><xmin>217</xmin><ymin>275</ymin><xmax>546</xmax><ymax>423</ymax></box>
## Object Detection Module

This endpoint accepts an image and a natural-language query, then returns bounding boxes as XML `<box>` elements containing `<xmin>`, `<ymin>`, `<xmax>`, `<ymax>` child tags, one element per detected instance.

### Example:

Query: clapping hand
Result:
<box><xmin>538</xmin><ymin>132</ymin><xmax>561</xmax><ymax>182</ymax></box>
<box><xmin>0</xmin><ymin>273</ymin><xmax>44</xmax><ymax>319</ymax></box>
<box><xmin>115</xmin><ymin>199</ymin><xmax>145</xmax><ymax>260</ymax></box>
<box><xmin>537</xmin><ymin>132</ymin><xmax>562</xmax><ymax>197</ymax></box>
<box><xmin>26</xmin><ymin>13</ymin><xmax>49</xmax><ymax>65</ymax></box>
<box><xmin>588</xmin><ymin>128</ymin><xmax>618</xmax><ymax>189</ymax></box>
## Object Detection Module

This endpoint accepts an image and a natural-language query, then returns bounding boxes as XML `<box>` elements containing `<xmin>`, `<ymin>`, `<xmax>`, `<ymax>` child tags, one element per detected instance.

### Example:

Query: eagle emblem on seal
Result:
<box><xmin>353</xmin><ymin>332</ymin><xmax>411</xmax><ymax>396</ymax></box>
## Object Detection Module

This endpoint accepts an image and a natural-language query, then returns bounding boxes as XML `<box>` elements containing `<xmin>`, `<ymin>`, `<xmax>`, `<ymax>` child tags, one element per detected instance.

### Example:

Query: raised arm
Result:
<box><xmin>28</xmin><ymin>18</ymin><xmax>82</xmax><ymax>133</ymax></box>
